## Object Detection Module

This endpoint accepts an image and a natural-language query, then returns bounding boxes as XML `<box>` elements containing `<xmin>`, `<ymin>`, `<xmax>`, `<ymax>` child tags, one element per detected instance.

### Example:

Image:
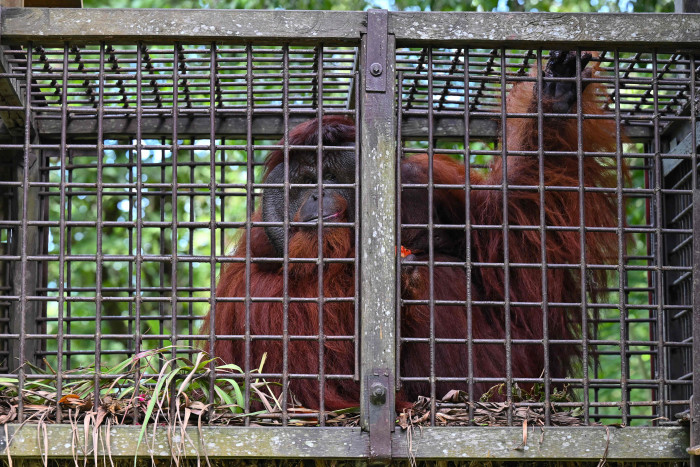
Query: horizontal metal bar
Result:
<box><xmin>0</xmin><ymin>8</ymin><xmax>366</xmax><ymax>44</ymax></box>
<box><xmin>21</xmin><ymin>115</ymin><xmax>656</xmax><ymax>141</ymax></box>
<box><xmin>31</xmin><ymin>114</ymin><xmax>322</xmax><ymax>140</ymax></box>
<box><xmin>0</xmin><ymin>424</ymin><xmax>689</xmax><ymax>460</ymax></box>
<box><xmin>0</xmin><ymin>47</ymin><xmax>25</xmax><ymax>135</ymax></box>
<box><xmin>3</xmin><ymin>9</ymin><xmax>700</xmax><ymax>48</ymax></box>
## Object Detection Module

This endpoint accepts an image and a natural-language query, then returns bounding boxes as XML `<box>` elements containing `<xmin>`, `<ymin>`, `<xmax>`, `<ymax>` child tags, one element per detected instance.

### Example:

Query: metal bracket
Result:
<box><xmin>367</xmin><ymin>368</ymin><xmax>393</xmax><ymax>462</ymax></box>
<box><xmin>365</xmin><ymin>9</ymin><xmax>387</xmax><ymax>93</ymax></box>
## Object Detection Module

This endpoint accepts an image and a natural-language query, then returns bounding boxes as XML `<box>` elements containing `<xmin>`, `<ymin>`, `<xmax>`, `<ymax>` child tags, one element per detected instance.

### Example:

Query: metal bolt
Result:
<box><xmin>369</xmin><ymin>63</ymin><xmax>383</xmax><ymax>77</ymax></box>
<box><xmin>370</xmin><ymin>382</ymin><xmax>386</xmax><ymax>405</ymax></box>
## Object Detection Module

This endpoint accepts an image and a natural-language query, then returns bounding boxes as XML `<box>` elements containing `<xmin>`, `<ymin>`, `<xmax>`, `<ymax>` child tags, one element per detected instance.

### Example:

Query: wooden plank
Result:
<box><xmin>389</xmin><ymin>12</ymin><xmax>700</xmax><ymax>48</ymax></box>
<box><xmin>391</xmin><ymin>426</ymin><xmax>690</xmax><ymax>461</ymax></box>
<box><xmin>0</xmin><ymin>424</ymin><xmax>689</xmax><ymax>460</ymax></box>
<box><xmin>0</xmin><ymin>425</ymin><xmax>368</xmax><ymax>458</ymax></box>
<box><xmin>5</xmin><ymin>9</ymin><xmax>700</xmax><ymax>48</ymax></box>
<box><xmin>359</xmin><ymin>25</ymin><xmax>397</xmax><ymax>439</ymax></box>
<box><xmin>0</xmin><ymin>8</ymin><xmax>365</xmax><ymax>44</ymax></box>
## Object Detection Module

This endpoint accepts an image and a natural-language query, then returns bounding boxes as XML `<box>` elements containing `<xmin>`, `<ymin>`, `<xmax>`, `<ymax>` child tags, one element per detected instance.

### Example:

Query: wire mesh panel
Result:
<box><xmin>0</xmin><ymin>41</ymin><xmax>360</xmax><ymax>425</ymax></box>
<box><xmin>0</xmin><ymin>158</ymin><xmax>12</xmax><ymax>374</ymax></box>
<box><xmin>0</xmin><ymin>9</ymin><xmax>697</xmax><ymax>462</ymax></box>
<box><xmin>395</xmin><ymin>46</ymin><xmax>698</xmax><ymax>428</ymax></box>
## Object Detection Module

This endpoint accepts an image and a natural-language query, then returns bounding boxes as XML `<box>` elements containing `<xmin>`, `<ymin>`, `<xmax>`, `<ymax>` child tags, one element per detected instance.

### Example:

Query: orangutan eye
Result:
<box><xmin>299</xmin><ymin>174</ymin><xmax>317</xmax><ymax>184</ymax></box>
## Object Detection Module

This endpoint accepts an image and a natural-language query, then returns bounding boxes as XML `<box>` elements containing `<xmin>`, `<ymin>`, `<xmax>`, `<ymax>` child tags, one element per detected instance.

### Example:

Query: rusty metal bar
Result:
<box><xmin>243</xmin><ymin>42</ymin><xmax>254</xmax><ymax>421</ymax></box>
<box><xmin>535</xmin><ymin>49</ymin><xmax>552</xmax><ymax>426</ymax></box>
<box><xmin>651</xmin><ymin>49</ymin><xmax>666</xmax><ymax>423</ymax></box>
<box><xmin>499</xmin><ymin>47</ymin><xmax>513</xmax><ymax>425</ymax></box>
<box><xmin>691</xmin><ymin>45</ymin><xmax>700</xmax><ymax>467</ymax></box>
<box><xmin>463</xmin><ymin>47</ymin><xmax>475</xmax><ymax>423</ymax></box>
<box><xmin>281</xmin><ymin>43</ymin><xmax>291</xmax><ymax>425</ymax></box>
<box><xmin>574</xmin><ymin>48</ymin><xmax>592</xmax><ymax>425</ymax></box>
<box><xmin>427</xmin><ymin>45</ymin><xmax>436</xmax><ymax>425</ymax></box>
<box><xmin>315</xmin><ymin>44</ymin><xmax>326</xmax><ymax>420</ymax></box>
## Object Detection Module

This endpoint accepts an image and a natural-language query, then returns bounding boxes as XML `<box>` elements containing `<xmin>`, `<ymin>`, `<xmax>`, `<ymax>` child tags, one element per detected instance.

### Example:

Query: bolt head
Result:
<box><xmin>370</xmin><ymin>382</ymin><xmax>387</xmax><ymax>405</ymax></box>
<box><xmin>369</xmin><ymin>63</ymin><xmax>383</xmax><ymax>77</ymax></box>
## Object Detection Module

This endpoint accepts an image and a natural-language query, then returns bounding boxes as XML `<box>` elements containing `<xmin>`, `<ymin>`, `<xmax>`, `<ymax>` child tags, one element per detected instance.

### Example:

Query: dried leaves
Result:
<box><xmin>0</xmin><ymin>351</ymin><xmax>587</xmax><ymax>434</ymax></box>
<box><xmin>403</xmin><ymin>386</ymin><xmax>589</xmax><ymax>428</ymax></box>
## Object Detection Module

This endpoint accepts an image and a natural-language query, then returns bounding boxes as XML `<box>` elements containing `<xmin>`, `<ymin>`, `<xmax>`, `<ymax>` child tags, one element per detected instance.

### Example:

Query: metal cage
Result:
<box><xmin>0</xmin><ymin>7</ymin><xmax>698</xmax><ymax>463</ymax></box>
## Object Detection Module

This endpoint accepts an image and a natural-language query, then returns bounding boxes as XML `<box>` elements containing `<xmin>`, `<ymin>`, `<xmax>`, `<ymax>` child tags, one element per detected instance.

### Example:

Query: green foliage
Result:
<box><xmin>0</xmin><ymin>347</ymin><xmax>268</xmax><ymax>423</ymax></box>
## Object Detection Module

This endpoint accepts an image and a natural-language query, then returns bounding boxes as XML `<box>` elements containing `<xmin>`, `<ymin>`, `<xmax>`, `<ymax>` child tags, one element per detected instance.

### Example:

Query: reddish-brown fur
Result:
<box><xmin>400</xmin><ymin>78</ymin><xmax>620</xmax><ymax>401</ymax></box>
<box><xmin>203</xmin><ymin>66</ymin><xmax>623</xmax><ymax>410</ymax></box>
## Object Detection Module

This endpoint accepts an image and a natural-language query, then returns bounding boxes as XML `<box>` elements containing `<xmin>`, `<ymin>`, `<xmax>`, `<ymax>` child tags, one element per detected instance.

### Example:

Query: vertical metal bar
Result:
<box><xmin>426</xmin><ymin>46</ymin><xmax>437</xmax><ymax>425</ymax></box>
<box><xmin>187</xmin><ymin>132</ymin><xmax>195</xmax><ymax>347</ymax></box>
<box><xmin>133</xmin><ymin>41</ymin><xmax>144</xmax><ymax>420</ymax></box>
<box><xmin>243</xmin><ymin>42</ymin><xmax>254</xmax><ymax>421</ymax></box>
<box><xmin>168</xmin><ymin>41</ymin><xmax>182</xmax><ymax>415</ymax></box>
<box><xmin>16</xmin><ymin>40</ymin><xmax>34</xmax><ymax>421</ymax></box>
<box><xmin>207</xmin><ymin>42</ymin><xmax>219</xmax><ymax>417</ymax></box>
<box><xmin>55</xmin><ymin>42</ymin><xmax>70</xmax><ymax>423</ymax></box>
<box><xmin>535</xmin><ymin>49</ymin><xmax>551</xmax><ymax>425</ymax></box>
<box><xmin>613</xmin><ymin>49</ymin><xmax>630</xmax><ymax>423</ymax></box>
<box><xmin>353</xmin><ymin>71</ymin><xmax>361</xmax><ymax>384</ymax></box>
<box><xmin>281</xmin><ymin>44</ymin><xmax>291</xmax><ymax>426</ymax></box>
<box><xmin>688</xmin><ymin>53</ymin><xmax>700</xmax><ymax>467</ymax></box>
<box><xmin>575</xmin><ymin>49</ymin><xmax>591</xmax><ymax>426</ymax></box>
<box><xmin>160</xmin><ymin>127</ymin><xmax>167</xmax><ymax>347</ymax></box>
<box><xmin>93</xmin><ymin>41</ymin><xmax>106</xmax><ymax>401</ymax></box>
<box><xmin>651</xmin><ymin>50</ymin><xmax>667</xmax><ymax>422</ymax></box>
<box><xmin>498</xmin><ymin>47</ymin><xmax>513</xmax><ymax>425</ymax></box>
<box><xmin>315</xmin><ymin>45</ymin><xmax>327</xmax><ymax>420</ymax></box>
<box><xmin>463</xmin><ymin>48</ymin><xmax>475</xmax><ymax>422</ymax></box>
<box><xmin>395</xmin><ymin>70</ymin><xmax>403</xmax><ymax>390</ymax></box>
<box><xmin>65</xmin><ymin>113</ymin><xmax>73</xmax><ymax>372</ymax></box>
<box><xmin>125</xmin><ymin>44</ymin><xmax>135</xmax><ymax>360</ymax></box>
<box><xmin>360</xmin><ymin>8</ymin><xmax>395</xmax><ymax>461</ymax></box>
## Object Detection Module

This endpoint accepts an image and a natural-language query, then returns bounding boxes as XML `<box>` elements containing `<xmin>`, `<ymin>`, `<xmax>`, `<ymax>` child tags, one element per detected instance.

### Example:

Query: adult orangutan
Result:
<box><xmin>203</xmin><ymin>50</ymin><xmax>623</xmax><ymax>410</ymax></box>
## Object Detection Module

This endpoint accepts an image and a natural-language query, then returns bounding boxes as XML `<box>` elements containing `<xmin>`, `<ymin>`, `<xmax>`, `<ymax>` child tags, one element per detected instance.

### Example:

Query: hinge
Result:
<box><xmin>367</xmin><ymin>368</ymin><xmax>393</xmax><ymax>462</ymax></box>
<box><xmin>365</xmin><ymin>9</ymin><xmax>388</xmax><ymax>93</ymax></box>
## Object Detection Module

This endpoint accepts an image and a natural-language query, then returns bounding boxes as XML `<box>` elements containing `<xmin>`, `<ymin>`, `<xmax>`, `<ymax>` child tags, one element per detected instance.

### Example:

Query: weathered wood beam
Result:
<box><xmin>0</xmin><ymin>8</ymin><xmax>366</xmax><ymax>44</ymax></box>
<box><xmin>3</xmin><ymin>9</ymin><xmax>700</xmax><ymax>48</ymax></box>
<box><xmin>391</xmin><ymin>426</ymin><xmax>690</xmax><ymax>461</ymax></box>
<box><xmin>389</xmin><ymin>12</ymin><xmax>700</xmax><ymax>48</ymax></box>
<box><xmin>0</xmin><ymin>424</ymin><xmax>689</xmax><ymax>460</ymax></box>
